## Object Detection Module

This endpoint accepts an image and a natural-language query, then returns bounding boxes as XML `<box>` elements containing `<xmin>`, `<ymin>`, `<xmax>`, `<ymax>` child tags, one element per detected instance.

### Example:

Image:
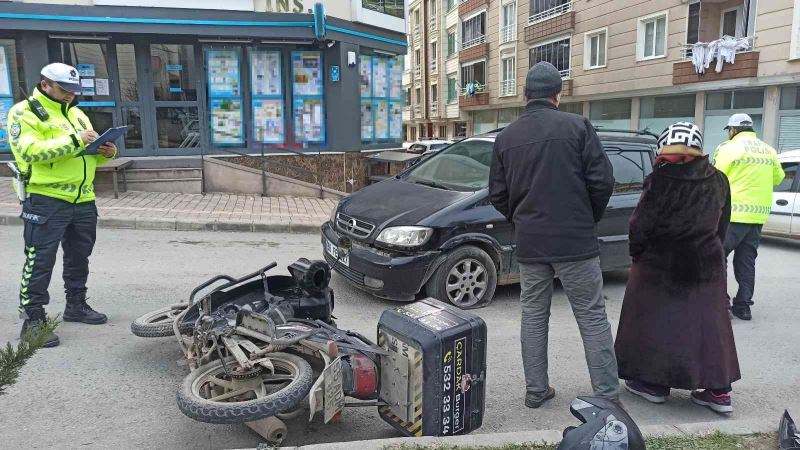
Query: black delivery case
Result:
<box><xmin>377</xmin><ymin>298</ymin><xmax>487</xmax><ymax>437</ymax></box>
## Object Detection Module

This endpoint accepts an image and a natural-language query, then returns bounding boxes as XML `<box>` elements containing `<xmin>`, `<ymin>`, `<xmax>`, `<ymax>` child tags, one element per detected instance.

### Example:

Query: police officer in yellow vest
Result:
<box><xmin>712</xmin><ymin>114</ymin><xmax>785</xmax><ymax>321</ymax></box>
<box><xmin>7</xmin><ymin>63</ymin><xmax>117</xmax><ymax>347</ymax></box>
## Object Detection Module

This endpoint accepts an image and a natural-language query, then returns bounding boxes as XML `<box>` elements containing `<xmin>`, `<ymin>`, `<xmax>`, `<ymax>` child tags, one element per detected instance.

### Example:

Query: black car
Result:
<box><xmin>321</xmin><ymin>129</ymin><xmax>657</xmax><ymax>308</ymax></box>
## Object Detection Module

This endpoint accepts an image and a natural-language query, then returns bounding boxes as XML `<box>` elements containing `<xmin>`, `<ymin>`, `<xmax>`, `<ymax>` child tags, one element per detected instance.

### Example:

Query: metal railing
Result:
<box><xmin>414</xmin><ymin>65</ymin><xmax>422</xmax><ymax>78</ymax></box>
<box><xmin>681</xmin><ymin>36</ymin><xmax>755</xmax><ymax>62</ymax></box>
<box><xmin>528</xmin><ymin>1</ymin><xmax>573</xmax><ymax>25</ymax></box>
<box><xmin>462</xmin><ymin>34</ymin><xmax>486</xmax><ymax>50</ymax></box>
<box><xmin>460</xmin><ymin>83</ymin><xmax>486</xmax><ymax>96</ymax></box>
<box><xmin>431</xmin><ymin>58</ymin><xmax>438</xmax><ymax>73</ymax></box>
<box><xmin>500</xmin><ymin>79</ymin><xmax>516</xmax><ymax>96</ymax></box>
<box><xmin>500</xmin><ymin>24</ymin><xmax>517</xmax><ymax>44</ymax></box>
<box><xmin>559</xmin><ymin>68</ymin><xmax>572</xmax><ymax>79</ymax></box>
<box><xmin>200</xmin><ymin>144</ymin><xmax>328</xmax><ymax>198</ymax></box>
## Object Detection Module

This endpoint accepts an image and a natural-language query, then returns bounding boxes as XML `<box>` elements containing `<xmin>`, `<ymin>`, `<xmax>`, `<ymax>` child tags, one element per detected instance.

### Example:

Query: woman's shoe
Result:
<box><xmin>624</xmin><ymin>380</ymin><xmax>668</xmax><ymax>404</ymax></box>
<box><xmin>691</xmin><ymin>390</ymin><xmax>733</xmax><ymax>414</ymax></box>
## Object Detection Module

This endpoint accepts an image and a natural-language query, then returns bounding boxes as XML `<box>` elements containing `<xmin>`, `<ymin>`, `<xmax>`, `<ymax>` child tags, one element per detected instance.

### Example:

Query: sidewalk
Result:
<box><xmin>0</xmin><ymin>178</ymin><xmax>336</xmax><ymax>233</ymax></box>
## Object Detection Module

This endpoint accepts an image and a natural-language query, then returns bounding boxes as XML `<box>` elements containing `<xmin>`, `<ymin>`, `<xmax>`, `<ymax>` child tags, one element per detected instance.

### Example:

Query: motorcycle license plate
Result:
<box><xmin>322</xmin><ymin>357</ymin><xmax>345</xmax><ymax>423</ymax></box>
<box><xmin>325</xmin><ymin>238</ymin><xmax>349</xmax><ymax>267</ymax></box>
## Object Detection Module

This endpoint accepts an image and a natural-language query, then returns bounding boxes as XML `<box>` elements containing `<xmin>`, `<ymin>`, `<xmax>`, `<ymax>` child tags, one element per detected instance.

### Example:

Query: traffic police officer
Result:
<box><xmin>712</xmin><ymin>113</ymin><xmax>785</xmax><ymax>321</ymax></box>
<box><xmin>7</xmin><ymin>63</ymin><xmax>117</xmax><ymax>347</ymax></box>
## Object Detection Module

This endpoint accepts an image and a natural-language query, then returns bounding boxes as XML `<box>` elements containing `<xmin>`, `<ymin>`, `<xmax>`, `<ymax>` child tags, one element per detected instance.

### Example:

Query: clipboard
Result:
<box><xmin>83</xmin><ymin>126</ymin><xmax>130</xmax><ymax>155</ymax></box>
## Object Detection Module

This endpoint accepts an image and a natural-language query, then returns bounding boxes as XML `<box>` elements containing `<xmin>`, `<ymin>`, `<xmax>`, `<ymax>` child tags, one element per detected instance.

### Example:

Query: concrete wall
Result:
<box><xmin>203</xmin><ymin>157</ymin><xmax>346</xmax><ymax>199</ymax></box>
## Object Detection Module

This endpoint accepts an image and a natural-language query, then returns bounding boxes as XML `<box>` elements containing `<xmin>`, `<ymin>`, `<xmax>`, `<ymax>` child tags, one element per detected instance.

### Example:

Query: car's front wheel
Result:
<box><xmin>427</xmin><ymin>245</ymin><xmax>497</xmax><ymax>309</ymax></box>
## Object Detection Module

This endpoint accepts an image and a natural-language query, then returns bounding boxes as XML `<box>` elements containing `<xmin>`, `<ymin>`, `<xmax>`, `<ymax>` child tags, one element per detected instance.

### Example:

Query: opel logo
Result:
<box><xmin>348</xmin><ymin>219</ymin><xmax>357</xmax><ymax>231</ymax></box>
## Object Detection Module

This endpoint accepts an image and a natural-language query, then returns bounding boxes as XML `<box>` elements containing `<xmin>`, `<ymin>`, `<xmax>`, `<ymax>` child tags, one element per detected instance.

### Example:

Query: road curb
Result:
<box><xmin>272</xmin><ymin>418</ymin><xmax>777</xmax><ymax>450</ymax></box>
<box><xmin>0</xmin><ymin>213</ymin><xmax>322</xmax><ymax>234</ymax></box>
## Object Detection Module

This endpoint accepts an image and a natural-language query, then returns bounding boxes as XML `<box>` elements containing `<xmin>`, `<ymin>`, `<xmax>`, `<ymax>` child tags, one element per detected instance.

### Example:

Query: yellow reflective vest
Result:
<box><xmin>6</xmin><ymin>87</ymin><xmax>115</xmax><ymax>203</ymax></box>
<box><xmin>712</xmin><ymin>131</ymin><xmax>785</xmax><ymax>224</ymax></box>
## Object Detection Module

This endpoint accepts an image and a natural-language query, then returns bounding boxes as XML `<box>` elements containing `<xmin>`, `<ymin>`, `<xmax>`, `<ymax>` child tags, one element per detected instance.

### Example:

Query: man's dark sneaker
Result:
<box><xmin>64</xmin><ymin>301</ymin><xmax>108</xmax><ymax>325</ymax></box>
<box><xmin>731</xmin><ymin>305</ymin><xmax>752</xmax><ymax>321</ymax></box>
<box><xmin>20</xmin><ymin>310</ymin><xmax>59</xmax><ymax>348</ymax></box>
<box><xmin>624</xmin><ymin>380</ymin><xmax>669</xmax><ymax>404</ymax></box>
<box><xmin>525</xmin><ymin>386</ymin><xmax>556</xmax><ymax>409</ymax></box>
<box><xmin>691</xmin><ymin>390</ymin><xmax>733</xmax><ymax>414</ymax></box>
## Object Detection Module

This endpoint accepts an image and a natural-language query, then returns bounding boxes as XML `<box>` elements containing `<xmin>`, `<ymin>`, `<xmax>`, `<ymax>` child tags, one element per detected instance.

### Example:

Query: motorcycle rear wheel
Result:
<box><xmin>131</xmin><ymin>305</ymin><xmax>192</xmax><ymax>338</ymax></box>
<box><xmin>177</xmin><ymin>352</ymin><xmax>314</xmax><ymax>424</ymax></box>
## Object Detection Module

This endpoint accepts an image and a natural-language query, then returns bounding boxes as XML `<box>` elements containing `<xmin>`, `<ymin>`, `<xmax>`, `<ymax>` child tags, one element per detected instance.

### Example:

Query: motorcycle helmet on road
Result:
<box><xmin>557</xmin><ymin>397</ymin><xmax>645</xmax><ymax>450</ymax></box>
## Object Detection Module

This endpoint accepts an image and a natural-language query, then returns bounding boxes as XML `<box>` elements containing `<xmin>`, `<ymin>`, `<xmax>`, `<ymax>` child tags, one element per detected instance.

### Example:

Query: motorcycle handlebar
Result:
<box><xmin>188</xmin><ymin>262</ymin><xmax>278</xmax><ymax>304</ymax></box>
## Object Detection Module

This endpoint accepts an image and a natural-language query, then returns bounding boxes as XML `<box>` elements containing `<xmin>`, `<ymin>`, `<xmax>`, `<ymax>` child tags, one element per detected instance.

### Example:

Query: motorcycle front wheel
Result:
<box><xmin>130</xmin><ymin>305</ymin><xmax>191</xmax><ymax>337</ymax></box>
<box><xmin>176</xmin><ymin>352</ymin><xmax>314</xmax><ymax>424</ymax></box>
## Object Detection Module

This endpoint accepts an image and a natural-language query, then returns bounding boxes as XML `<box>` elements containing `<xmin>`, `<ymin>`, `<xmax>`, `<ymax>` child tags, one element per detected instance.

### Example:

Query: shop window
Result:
<box><xmin>590</xmin><ymin>99</ymin><xmax>631</xmax><ymax>130</ymax></box>
<box><xmin>53</xmin><ymin>41</ymin><xmax>112</xmax><ymax>102</ymax></box>
<box><xmin>206</xmin><ymin>48</ymin><xmax>243</xmax><ymax>146</ymax></box>
<box><xmin>439</xmin><ymin>125</ymin><xmax>447</xmax><ymax>138</ymax></box>
<box><xmin>0</xmin><ymin>39</ymin><xmax>24</xmax><ymax>152</ymax></box>
<box><xmin>498</xmin><ymin>108</ymin><xmax>521</xmax><ymax>128</ymax></box>
<box><xmin>640</xmin><ymin>94</ymin><xmax>696</xmax><ymax>135</ymax></box>
<box><xmin>705</xmin><ymin>89</ymin><xmax>764</xmax><ymax>153</ymax></box>
<box><xmin>117</xmin><ymin>44</ymin><xmax>138</xmax><ymax>102</ymax></box>
<box><xmin>455</xmin><ymin>121</ymin><xmax>467</xmax><ymax>137</ymax></box>
<box><xmin>83</xmin><ymin>107</ymin><xmax>114</xmax><ymax>141</ymax></box>
<box><xmin>292</xmin><ymin>51</ymin><xmax>325</xmax><ymax>144</ymax></box>
<box><xmin>122</xmin><ymin>107</ymin><xmax>143</xmax><ymax>149</ymax></box>
<box><xmin>560</xmin><ymin>102</ymin><xmax>583</xmax><ymax>115</ymax></box>
<box><xmin>472</xmin><ymin>109</ymin><xmax>496</xmax><ymax>135</ymax></box>
<box><xmin>778</xmin><ymin>86</ymin><xmax>800</xmax><ymax>152</ymax></box>
<box><xmin>156</xmin><ymin>107</ymin><xmax>200</xmax><ymax>148</ymax></box>
<box><xmin>152</xmin><ymin>44</ymin><xmax>197</xmax><ymax>102</ymax></box>
<box><xmin>360</xmin><ymin>54</ymin><xmax>403</xmax><ymax>143</ymax></box>
<box><xmin>251</xmin><ymin>50</ymin><xmax>284</xmax><ymax>144</ymax></box>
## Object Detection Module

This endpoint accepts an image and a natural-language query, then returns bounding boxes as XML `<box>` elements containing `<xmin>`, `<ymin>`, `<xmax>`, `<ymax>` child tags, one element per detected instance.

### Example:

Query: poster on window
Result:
<box><xmin>359</xmin><ymin>55</ymin><xmax>372</xmax><ymax>98</ymax></box>
<box><xmin>251</xmin><ymin>51</ymin><xmax>282</xmax><ymax>96</ymax></box>
<box><xmin>207</xmin><ymin>50</ymin><xmax>241</xmax><ymax>97</ymax></box>
<box><xmin>0</xmin><ymin>47</ymin><xmax>10</xmax><ymax>97</ymax></box>
<box><xmin>0</xmin><ymin>97</ymin><xmax>13</xmax><ymax>150</ymax></box>
<box><xmin>253</xmin><ymin>98</ymin><xmax>284</xmax><ymax>144</ymax></box>
<box><xmin>293</xmin><ymin>97</ymin><xmax>325</xmax><ymax>143</ymax></box>
<box><xmin>167</xmin><ymin>64</ymin><xmax>183</xmax><ymax>93</ymax></box>
<box><xmin>389</xmin><ymin>58</ymin><xmax>403</xmax><ymax>99</ymax></box>
<box><xmin>373</xmin><ymin>58</ymin><xmax>388</xmax><ymax>98</ymax></box>
<box><xmin>292</xmin><ymin>51</ymin><xmax>322</xmax><ymax>97</ymax></box>
<box><xmin>374</xmin><ymin>99</ymin><xmax>389</xmax><ymax>140</ymax></box>
<box><xmin>389</xmin><ymin>100</ymin><xmax>403</xmax><ymax>140</ymax></box>
<box><xmin>361</xmin><ymin>100</ymin><xmax>373</xmax><ymax>141</ymax></box>
<box><xmin>210</xmin><ymin>98</ymin><xmax>243</xmax><ymax>145</ymax></box>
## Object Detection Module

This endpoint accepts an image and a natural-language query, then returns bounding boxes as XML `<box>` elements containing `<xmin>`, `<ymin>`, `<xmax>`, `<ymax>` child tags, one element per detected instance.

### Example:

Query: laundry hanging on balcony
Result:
<box><xmin>689</xmin><ymin>36</ymin><xmax>753</xmax><ymax>75</ymax></box>
<box><xmin>463</xmin><ymin>81</ymin><xmax>484</xmax><ymax>98</ymax></box>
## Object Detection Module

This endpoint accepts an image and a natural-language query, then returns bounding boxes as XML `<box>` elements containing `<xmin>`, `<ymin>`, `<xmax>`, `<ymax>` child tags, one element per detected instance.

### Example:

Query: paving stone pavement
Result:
<box><xmin>0</xmin><ymin>178</ymin><xmax>336</xmax><ymax>233</ymax></box>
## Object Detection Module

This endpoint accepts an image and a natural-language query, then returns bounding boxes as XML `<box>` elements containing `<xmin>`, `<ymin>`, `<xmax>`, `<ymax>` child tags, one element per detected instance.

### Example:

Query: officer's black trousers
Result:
<box><xmin>19</xmin><ymin>194</ymin><xmax>97</xmax><ymax>315</ymax></box>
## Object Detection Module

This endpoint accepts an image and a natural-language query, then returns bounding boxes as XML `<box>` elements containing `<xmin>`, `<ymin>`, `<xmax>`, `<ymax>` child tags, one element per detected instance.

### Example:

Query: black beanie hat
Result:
<box><xmin>525</xmin><ymin>62</ymin><xmax>563</xmax><ymax>99</ymax></box>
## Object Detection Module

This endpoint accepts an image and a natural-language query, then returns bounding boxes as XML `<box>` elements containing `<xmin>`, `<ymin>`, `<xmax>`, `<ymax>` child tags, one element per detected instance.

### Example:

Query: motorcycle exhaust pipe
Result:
<box><xmin>288</xmin><ymin>258</ymin><xmax>331</xmax><ymax>296</ymax></box>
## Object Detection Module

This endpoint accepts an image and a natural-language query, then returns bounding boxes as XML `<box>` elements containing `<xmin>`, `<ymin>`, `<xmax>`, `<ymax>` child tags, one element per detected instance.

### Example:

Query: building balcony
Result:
<box><xmin>500</xmin><ymin>79</ymin><xmax>517</xmax><ymax>97</ymax></box>
<box><xmin>459</xmin><ymin>0</ymin><xmax>489</xmax><ymax>17</ymax></box>
<box><xmin>460</xmin><ymin>41</ymin><xmax>489</xmax><ymax>63</ymax></box>
<box><xmin>462</xmin><ymin>34</ymin><xmax>486</xmax><ymax>51</ymax></box>
<box><xmin>459</xmin><ymin>84</ymin><xmax>489</xmax><ymax>108</ymax></box>
<box><xmin>525</xmin><ymin>3</ymin><xmax>574</xmax><ymax>44</ymax></box>
<box><xmin>674</xmin><ymin>38</ymin><xmax>759</xmax><ymax>85</ymax></box>
<box><xmin>500</xmin><ymin>24</ymin><xmax>517</xmax><ymax>45</ymax></box>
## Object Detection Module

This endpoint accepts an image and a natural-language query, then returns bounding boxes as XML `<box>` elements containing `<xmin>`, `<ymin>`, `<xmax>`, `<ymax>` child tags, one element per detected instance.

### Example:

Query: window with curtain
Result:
<box><xmin>462</xmin><ymin>13</ymin><xmax>486</xmax><ymax>49</ymax></box>
<box><xmin>638</xmin><ymin>13</ymin><xmax>667</xmax><ymax>59</ymax></box>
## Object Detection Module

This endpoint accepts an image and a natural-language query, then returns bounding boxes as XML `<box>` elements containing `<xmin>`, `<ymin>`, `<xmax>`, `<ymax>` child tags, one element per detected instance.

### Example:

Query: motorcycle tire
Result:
<box><xmin>176</xmin><ymin>352</ymin><xmax>314</xmax><ymax>424</ymax></box>
<box><xmin>130</xmin><ymin>305</ymin><xmax>192</xmax><ymax>338</ymax></box>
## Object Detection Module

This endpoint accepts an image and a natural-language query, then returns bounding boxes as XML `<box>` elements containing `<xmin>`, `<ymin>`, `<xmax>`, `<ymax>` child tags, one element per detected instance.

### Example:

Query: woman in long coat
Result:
<box><xmin>614</xmin><ymin>122</ymin><xmax>741</xmax><ymax>413</ymax></box>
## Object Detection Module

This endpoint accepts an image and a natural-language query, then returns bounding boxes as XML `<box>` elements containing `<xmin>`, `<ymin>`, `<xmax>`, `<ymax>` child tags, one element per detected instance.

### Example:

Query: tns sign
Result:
<box><xmin>265</xmin><ymin>0</ymin><xmax>306</xmax><ymax>13</ymax></box>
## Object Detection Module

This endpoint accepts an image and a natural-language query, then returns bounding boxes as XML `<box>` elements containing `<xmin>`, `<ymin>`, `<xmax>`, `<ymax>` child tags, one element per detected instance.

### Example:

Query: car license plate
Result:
<box><xmin>325</xmin><ymin>238</ymin><xmax>349</xmax><ymax>267</ymax></box>
<box><xmin>322</xmin><ymin>357</ymin><xmax>345</xmax><ymax>423</ymax></box>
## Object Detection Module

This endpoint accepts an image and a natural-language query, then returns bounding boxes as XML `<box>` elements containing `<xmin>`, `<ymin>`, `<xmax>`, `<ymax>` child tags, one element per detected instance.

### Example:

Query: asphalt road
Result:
<box><xmin>1</xmin><ymin>226</ymin><xmax>799</xmax><ymax>449</ymax></box>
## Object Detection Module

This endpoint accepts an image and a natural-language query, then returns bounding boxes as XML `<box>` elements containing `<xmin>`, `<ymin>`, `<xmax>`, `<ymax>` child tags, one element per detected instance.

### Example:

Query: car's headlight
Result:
<box><xmin>376</xmin><ymin>226</ymin><xmax>433</xmax><ymax>247</ymax></box>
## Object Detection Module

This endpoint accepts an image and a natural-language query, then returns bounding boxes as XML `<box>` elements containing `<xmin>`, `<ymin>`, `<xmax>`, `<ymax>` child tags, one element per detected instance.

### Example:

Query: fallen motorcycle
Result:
<box><xmin>132</xmin><ymin>260</ymin><xmax>488</xmax><ymax>444</ymax></box>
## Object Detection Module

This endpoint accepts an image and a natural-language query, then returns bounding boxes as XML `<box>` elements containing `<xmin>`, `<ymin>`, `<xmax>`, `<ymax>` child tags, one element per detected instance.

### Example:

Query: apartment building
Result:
<box><xmin>405</xmin><ymin>0</ymin><xmax>800</xmax><ymax>152</ymax></box>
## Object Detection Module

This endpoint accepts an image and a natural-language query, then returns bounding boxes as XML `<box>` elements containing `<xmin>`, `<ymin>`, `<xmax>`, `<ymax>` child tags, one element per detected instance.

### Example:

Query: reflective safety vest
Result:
<box><xmin>712</xmin><ymin>131</ymin><xmax>785</xmax><ymax>224</ymax></box>
<box><xmin>6</xmin><ymin>87</ymin><xmax>115</xmax><ymax>203</ymax></box>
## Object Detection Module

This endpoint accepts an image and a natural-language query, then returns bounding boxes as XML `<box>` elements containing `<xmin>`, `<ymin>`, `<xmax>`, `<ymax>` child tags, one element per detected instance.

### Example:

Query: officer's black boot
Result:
<box><xmin>20</xmin><ymin>308</ymin><xmax>60</xmax><ymax>348</ymax></box>
<box><xmin>64</xmin><ymin>297</ymin><xmax>108</xmax><ymax>325</ymax></box>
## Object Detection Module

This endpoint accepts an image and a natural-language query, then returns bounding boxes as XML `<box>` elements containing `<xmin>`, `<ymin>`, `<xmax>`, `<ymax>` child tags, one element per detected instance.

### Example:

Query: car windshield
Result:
<box><xmin>405</xmin><ymin>139</ymin><xmax>493</xmax><ymax>191</ymax></box>
<box><xmin>409</xmin><ymin>144</ymin><xmax>427</xmax><ymax>153</ymax></box>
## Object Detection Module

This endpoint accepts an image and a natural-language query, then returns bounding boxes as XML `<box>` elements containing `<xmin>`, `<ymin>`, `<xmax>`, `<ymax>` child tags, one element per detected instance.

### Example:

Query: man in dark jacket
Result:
<box><xmin>489</xmin><ymin>62</ymin><xmax>618</xmax><ymax>408</ymax></box>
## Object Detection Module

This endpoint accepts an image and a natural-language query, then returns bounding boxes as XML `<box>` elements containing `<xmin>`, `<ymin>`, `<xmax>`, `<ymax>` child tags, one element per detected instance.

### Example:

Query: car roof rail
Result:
<box><xmin>594</xmin><ymin>127</ymin><xmax>660</xmax><ymax>139</ymax></box>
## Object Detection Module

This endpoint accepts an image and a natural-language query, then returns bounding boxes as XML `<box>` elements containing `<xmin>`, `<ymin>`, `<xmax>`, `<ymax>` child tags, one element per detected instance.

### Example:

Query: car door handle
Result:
<box><xmin>776</xmin><ymin>199</ymin><xmax>789</xmax><ymax>206</ymax></box>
